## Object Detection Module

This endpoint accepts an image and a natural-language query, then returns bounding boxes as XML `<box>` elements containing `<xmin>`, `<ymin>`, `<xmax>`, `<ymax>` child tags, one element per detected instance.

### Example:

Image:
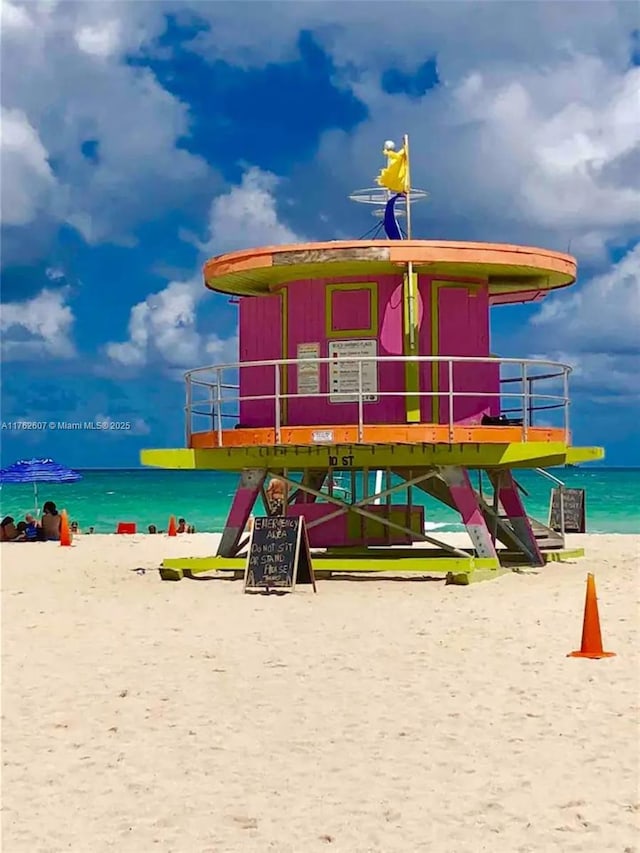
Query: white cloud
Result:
<box><xmin>0</xmin><ymin>106</ymin><xmax>56</xmax><ymax>226</ymax></box>
<box><xmin>201</xmin><ymin>167</ymin><xmax>300</xmax><ymax>254</ymax></box>
<box><xmin>184</xmin><ymin>2</ymin><xmax>639</xmax><ymax>257</ymax></box>
<box><xmin>74</xmin><ymin>21</ymin><xmax>122</xmax><ymax>58</ymax></box>
<box><xmin>528</xmin><ymin>245</ymin><xmax>640</xmax><ymax>399</ymax></box>
<box><xmin>1</xmin><ymin>1</ymin><xmax>209</xmax><ymax>246</ymax></box>
<box><xmin>105</xmin><ymin>167</ymin><xmax>301</xmax><ymax>374</ymax></box>
<box><xmin>0</xmin><ymin>287</ymin><xmax>75</xmax><ymax>361</ymax></box>
<box><xmin>532</xmin><ymin>245</ymin><xmax>640</xmax><ymax>354</ymax></box>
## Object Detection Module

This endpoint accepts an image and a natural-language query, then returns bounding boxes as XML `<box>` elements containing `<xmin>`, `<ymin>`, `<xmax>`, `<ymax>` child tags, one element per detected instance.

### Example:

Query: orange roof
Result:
<box><xmin>203</xmin><ymin>240</ymin><xmax>576</xmax><ymax>301</ymax></box>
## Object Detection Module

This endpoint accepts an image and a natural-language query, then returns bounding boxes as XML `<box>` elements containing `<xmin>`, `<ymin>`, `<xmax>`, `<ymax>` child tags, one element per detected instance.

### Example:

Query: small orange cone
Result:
<box><xmin>167</xmin><ymin>515</ymin><xmax>177</xmax><ymax>537</ymax></box>
<box><xmin>60</xmin><ymin>510</ymin><xmax>72</xmax><ymax>547</ymax></box>
<box><xmin>568</xmin><ymin>573</ymin><xmax>616</xmax><ymax>659</ymax></box>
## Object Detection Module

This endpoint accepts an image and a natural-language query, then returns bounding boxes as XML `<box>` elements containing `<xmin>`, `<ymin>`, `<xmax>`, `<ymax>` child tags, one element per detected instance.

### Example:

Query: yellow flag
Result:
<box><xmin>376</xmin><ymin>147</ymin><xmax>408</xmax><ymax>193</ymax></box>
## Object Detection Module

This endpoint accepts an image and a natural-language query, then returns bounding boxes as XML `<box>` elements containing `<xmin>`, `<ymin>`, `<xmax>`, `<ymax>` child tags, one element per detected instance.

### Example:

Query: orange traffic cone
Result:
<box><xmin>167</xmin><ymin>515</ymin><xmax>177</xmax><ymax>537</ymax></box>
<box><xmin>60</xmin><ymin>509</ymin><xmax>72</xmax><ymax>547</ymax></box>
<box><xmin>568</xmin><ymin>573</ymin><xmax>616</xmax><ymax>659</ymax></box>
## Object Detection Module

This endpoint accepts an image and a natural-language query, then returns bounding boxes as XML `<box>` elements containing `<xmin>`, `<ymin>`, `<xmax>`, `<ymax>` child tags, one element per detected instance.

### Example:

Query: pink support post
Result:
<box><xmin>217</xmin><ymin>468</ymin><xmax>266</xmax><ymax>557</ymax></box>
<box><xmin>441</xmin><ymin>467</ymin><xmax>499</xmax><ymax>559</ymax></box>
<box><xmin>489</xmin><ymin>471</ymin><xmax>544</xmax><ymax>566</ymax></box>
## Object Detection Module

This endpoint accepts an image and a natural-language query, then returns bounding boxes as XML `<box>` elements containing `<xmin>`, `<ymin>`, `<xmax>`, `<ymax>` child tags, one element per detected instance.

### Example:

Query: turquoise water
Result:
<box><xmin>1</xmin><ymin>468</ymin><xmax>638</xmax><ymax>534</ymax></box>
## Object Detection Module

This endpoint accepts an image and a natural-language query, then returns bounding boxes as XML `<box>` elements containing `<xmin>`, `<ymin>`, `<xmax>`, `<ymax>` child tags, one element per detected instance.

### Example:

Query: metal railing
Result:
<box><xmin>184</xmin><ymin>355</ymin><xmax>571</xmax><ymax>445</ymax></box>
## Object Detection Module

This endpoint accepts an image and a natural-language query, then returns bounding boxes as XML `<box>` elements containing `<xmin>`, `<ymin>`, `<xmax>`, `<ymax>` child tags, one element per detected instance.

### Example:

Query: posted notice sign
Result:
<box><xmin>243</xmin><ymin>515</ymin><xmax>317</xmax><ymax>593</ymax></box>
<box><xmin>329</xmin><ymin>339</ymin><xmax>378</xmax><ymax>403</ymax></box>
<box><xmin>296</xmin><ymin>342</ymin><xmax>320</xmax><ymax>397</ymax></box>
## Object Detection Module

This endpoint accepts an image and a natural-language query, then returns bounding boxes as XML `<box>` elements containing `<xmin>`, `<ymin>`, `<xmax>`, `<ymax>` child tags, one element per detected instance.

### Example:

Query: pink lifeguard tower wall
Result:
<box><xmin>238</xmin><ymin>273</ymin><xmax>500</xmax><ymax>428</ymax></box>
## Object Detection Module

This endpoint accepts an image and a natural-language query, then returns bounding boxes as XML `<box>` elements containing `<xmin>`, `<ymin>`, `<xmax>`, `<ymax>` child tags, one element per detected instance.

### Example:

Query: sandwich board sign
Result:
<box><xmin>243</xmin><ymin>515</ymin><xmax>317</xmax><ymax>593</ymax></box>
<box><xmin>548</xmin><ymin>487</ymin><xmax>586</xmax><ymax>533</ymax></box>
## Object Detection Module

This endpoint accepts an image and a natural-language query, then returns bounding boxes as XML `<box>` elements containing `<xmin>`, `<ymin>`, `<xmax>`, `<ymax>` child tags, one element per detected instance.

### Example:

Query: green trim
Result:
<box><xmin>141</xmin><ymin>443</ymin><xmax>605</xmax><ymax>472</ymax></box>
<box><xmin>158</xmin><ymin>545</ymin><xmax>586</xmax><ymax>583</ymax></box>
<box><xmin>403</xmin><ymin>271</ymin><xmax>421</xmax><ymax>423</ymax></box>
<box><xmin>324</xmin><ymin>282</ymin><xmax>378</xmax><ymax>338</ymax></box>
<box><xmin>161</xmin><ymin>553</ymin><xmax>502</xmax><ymax>578</ymax></box>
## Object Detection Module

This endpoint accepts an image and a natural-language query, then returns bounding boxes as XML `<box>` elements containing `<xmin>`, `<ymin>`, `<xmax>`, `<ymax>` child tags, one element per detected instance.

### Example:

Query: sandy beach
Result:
<box><xmin>1</xmin><ymin>532</ymin><xmax>638</xmax><ymax>852</ymax></box>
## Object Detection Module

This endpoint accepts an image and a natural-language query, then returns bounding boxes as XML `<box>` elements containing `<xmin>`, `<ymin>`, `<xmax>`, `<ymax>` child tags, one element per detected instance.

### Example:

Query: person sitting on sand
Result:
<box><xmin>177</xmin><ymin>518</ymin><xmax>187</xmax><ymax>534</ymax></box>
<box><xmin>40</xmin><ymin>501</ymin><xmax>61</xmax><ymax>541</ymax></box>
<box><xmin>265</xmin><ymin>477</ymin><xmax>288</xmax><ymax>517</ymax></box>
<box><xmin>13</xmin><ymin>521</ymin><xmax>26</xmax><ymax>541</ymax></box>
<box><xmin>24</xmin><ymin>514</ymin><xmax>41</xmax><ymax>542</ymax></box>
<box><xmin>148</xmin><ymin>524</ymin><xmax>157</xmax><ymax>534</ymax></box>
<box><xmin>0</xmin><ymin>516</ymin><xmax>19</xmax><ymax>542</ymax></box>
<box><xmin>70</xmin><ymin>521</ymin><xmax>80</xmax><ymax>535</ymax></box>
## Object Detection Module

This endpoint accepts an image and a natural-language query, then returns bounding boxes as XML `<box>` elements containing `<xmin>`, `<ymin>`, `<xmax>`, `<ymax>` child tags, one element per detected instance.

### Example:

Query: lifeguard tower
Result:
<box><xmin>142</xmin><ymin>137</ymin><xmax>603</xmax><ymax>582</ymax></box>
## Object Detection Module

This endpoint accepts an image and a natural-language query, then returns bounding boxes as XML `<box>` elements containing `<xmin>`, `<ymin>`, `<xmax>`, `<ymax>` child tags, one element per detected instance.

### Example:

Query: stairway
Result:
<box><xmin>528</xmin><ymin>516</ymin><xmax>565</xmax><ymax>550</ymax></box>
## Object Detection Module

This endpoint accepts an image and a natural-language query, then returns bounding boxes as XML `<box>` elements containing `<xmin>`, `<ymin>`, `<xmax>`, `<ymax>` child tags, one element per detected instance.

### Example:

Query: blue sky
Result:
<box><xmin>1</xmin><ymin>1</ymin><xmax>639</xmax><ymax>467</ymax></box>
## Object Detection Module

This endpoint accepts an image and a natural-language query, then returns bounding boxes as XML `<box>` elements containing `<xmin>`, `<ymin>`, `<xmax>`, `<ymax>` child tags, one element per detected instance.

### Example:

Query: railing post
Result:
<box><xmin>447</xmin><ymin>359</ymin><xmax>454</xmax><ymax>442</ymax></box>
<box><xmin>274</xmin><ymin>362</ymin><xmax>281</xmax><ymax>444</ymax></box>
<box><xmin>357</xmin><ymin>360</ymin><xmax>364</xmax><ymax>442</ymax></box>
<box><xmin>185</xmin><ymin>374</ymin><xmax>192</xmax><ymax>447</ymax></box>
<box><xmin>215</xmin><ymin>368</ymin><xmax>223</xmax><ymax>447</ymax></box>
<box><xmin>559</xmin><ymin>484</ymin><xmax>566</xmax><ymax>538</ymax></box>
<box><xmin>522</xmin><ymin>362</ymin><xmax>529</xmax><ymax>440</ymax></box>
<box><xmin>563</xmin><ymin>368</ymin><xmax>570</xmax><ymax>443</ymax></box>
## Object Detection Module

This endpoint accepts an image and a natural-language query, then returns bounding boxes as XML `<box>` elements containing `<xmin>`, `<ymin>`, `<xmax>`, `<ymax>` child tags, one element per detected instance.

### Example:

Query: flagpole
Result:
<box><xmin>403</xmin><ymin>133</ymin><xmax>412</xmax><ymax>239</ymax></box>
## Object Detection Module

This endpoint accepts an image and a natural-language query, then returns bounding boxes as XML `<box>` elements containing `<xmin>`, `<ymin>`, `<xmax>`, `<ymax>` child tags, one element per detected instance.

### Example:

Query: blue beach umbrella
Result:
<box><xmin>0</xmin><ymin>458</ymin><xmax>82</xmax><ymax>513</ymax></box>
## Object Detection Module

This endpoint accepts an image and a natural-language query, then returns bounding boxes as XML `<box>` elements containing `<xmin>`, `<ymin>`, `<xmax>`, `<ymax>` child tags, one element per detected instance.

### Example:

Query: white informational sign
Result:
<box><xmin>328</xmin><ymin>339</ymin><xmax>378</xmax><ymax>403</ymax></box>
<box><xmin>296</xmin><ymin>343</ymin><xmax>320</xmax><ymax>397</ymax></box>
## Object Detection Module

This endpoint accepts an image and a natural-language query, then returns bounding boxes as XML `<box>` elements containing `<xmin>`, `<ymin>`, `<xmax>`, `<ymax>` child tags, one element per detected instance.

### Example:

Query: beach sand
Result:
<box><xmin>1</xmin><ymin>532</ymin><xmax>639</xmax><ymax>853</ymax></box>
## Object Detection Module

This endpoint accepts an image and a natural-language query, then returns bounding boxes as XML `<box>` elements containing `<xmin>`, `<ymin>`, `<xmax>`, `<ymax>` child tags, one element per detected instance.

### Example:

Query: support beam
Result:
<box><xmin>217</xmin><ymin>468</ymin><xmax>266</xmax><ymax>557</ymax></box>
<box><xmin>488</xmin><ymin>470</ymin><xmax>544</xmax><ymax>566</ymax></box>
<box><xmin>405</xmin><ymin>468</ymin><xmax>535</xmax><ymax>557</ymax></box>
<box><xmin>274</xmin><ymin>470</ymin><xmax>470</xmax><ymax>558</ymax></box>
<box><xmin>291</xmin><ymin>469</ymin><xmax>328</xmax><ymax>504</ymax></box>
<box><xmin>439</xmin><ymin>467</ymin><xmax>499</xmax><ymax>560</ymax></box>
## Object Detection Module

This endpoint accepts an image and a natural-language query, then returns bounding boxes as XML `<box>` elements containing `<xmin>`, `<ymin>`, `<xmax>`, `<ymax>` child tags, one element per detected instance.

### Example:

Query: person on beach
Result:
<box><xmin>0</xmin><ymin>516</ymin><xmax>19</xmax><ymax>541</ymax></box>
<box><xmin>265</xmin><ymin>477</ymin><xmax>288</xmax><ymax>516</ymax></box>
<box><xmin>41</xmin><ymin>501</ymin><xmax>61</xmax><ymax>541</ymax></box>
<box><xmin>24</xmin><ymin>514</ymin><xmax>40</xmax><ymax>542</ymax></box>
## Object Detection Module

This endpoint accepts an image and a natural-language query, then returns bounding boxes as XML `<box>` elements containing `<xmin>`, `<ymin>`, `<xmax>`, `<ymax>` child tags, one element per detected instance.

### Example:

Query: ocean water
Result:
<box><xmin>1</xmin><ymin>468</ymin><xmax>638</xmax><ymax>534</ymax></box>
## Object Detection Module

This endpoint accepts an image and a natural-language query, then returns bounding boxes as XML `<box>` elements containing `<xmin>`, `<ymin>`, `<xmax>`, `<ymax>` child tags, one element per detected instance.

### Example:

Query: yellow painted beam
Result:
<box><xmin>141</xmin><ymin>443</ymin><xmax>603</xmax><ymax>471</ymax></box>
<box><xmin>403</xmin><ymin>270</ymin><xmax>421</xmax><ymax>422</ymax></box>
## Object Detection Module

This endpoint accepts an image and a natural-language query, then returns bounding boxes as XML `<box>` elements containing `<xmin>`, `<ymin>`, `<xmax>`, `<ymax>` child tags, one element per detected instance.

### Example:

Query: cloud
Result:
<box><xmin>1</xmin><ymin>0</ymin><xmax>210</xmax><ymax>249</ymax></box>
<box><xmin>527</xmin><ymin>245</ymin><xmax>640</xmax><ymax>401</ymax></box>
<box><xmin>201</xmin><ymin>167</ymin><xmax>300</xmax><ymax>254</ymax></box>
<box><xmin>1</xmin><ymin>287</ymin><xmax>76</xmax><ymax>361</ymax></box>
<box><xmin>181</xmin><ymin>2</ymin><xmax>639</xmax><ymax>257</ymax></box>
<box><xmin>0</xmin><ymin>106</ymin><xmax>56</xmax><ymax>226</ymax></box>
<box><xmin>105</xmin><ymin>278</ymin><xmax>210</xmax><ymax>369</ymax></box>
<box><xmin>531</xmin><ymin>245</ymin><xmax>640</xmax><ymax>355</ymax></box>
<box><xmin>105</xmin><ymin>167</ymin><xmax>301</xmax><ymax>373</ymax></box>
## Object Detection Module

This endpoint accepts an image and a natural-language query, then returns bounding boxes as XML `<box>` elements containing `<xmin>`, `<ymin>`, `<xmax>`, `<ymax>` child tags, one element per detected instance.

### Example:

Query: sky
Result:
<box><xmin>1</xmin><ymin>0</ymin><xmax>639</xmax><ymax>467</ymax></box>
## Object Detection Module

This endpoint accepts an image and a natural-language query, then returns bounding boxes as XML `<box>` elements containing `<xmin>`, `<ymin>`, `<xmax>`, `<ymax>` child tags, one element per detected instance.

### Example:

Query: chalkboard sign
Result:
<box><xmin>243</xmin><ymin>516</ymin><xmax>317</xmax><ymax>593</ymax></box>
<box><xmin>548</xmin><ymin>488</ymin><xmax>586</xmax><ymax>533</ymax></box>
